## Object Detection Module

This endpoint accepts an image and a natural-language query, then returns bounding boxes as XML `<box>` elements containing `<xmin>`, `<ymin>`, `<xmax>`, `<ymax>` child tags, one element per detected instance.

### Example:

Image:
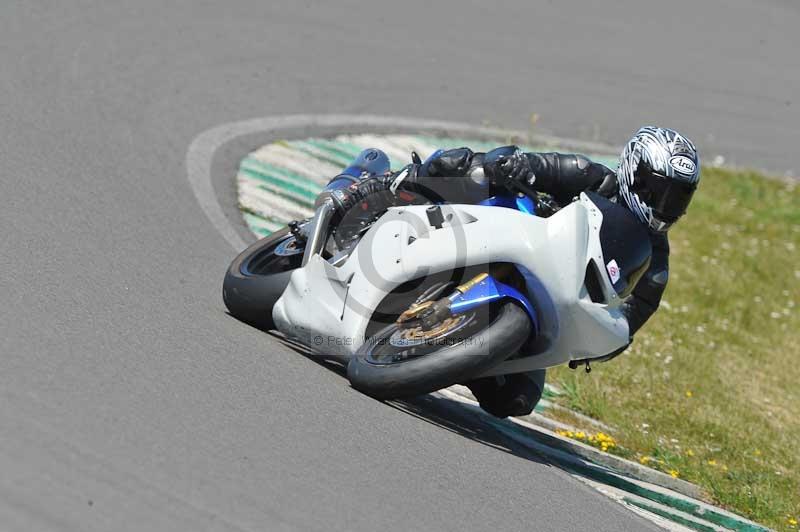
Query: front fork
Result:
<box><xmin>397</xmin><ymin>272</ymin><xmax>539</xmax><ymax>335</ymax></box>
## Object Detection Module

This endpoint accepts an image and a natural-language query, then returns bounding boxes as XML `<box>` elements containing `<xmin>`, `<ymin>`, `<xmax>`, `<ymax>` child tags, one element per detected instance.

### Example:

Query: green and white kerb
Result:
<box><xmin>236</xmin><ymin>133</ymin><xmax>619</xmax><ymax>237</ymax></box>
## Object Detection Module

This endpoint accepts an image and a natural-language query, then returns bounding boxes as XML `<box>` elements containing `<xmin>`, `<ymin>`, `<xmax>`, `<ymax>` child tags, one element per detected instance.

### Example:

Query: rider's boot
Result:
<box><xmin>465</xmin><ymin>369</ymin><xmax>545</xmax><ymax>418</ymax></box>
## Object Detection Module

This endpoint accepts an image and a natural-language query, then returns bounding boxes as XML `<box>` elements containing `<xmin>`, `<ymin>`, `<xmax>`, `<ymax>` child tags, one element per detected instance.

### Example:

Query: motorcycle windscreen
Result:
<box><xmin>585</xmin><ymin>192</ymin><xmax>653</xmax><ymax>299</ymax></box>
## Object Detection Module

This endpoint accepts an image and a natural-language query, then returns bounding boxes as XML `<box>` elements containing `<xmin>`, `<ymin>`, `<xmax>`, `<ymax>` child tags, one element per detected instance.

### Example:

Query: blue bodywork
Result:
<box><xmin>449</xmin><ymin>275</ymin><xmax>539</xmax><ymax>335</ymax></box>
<box><xmin>478</xmin><ymin>193</ymin><xmax>536</xmax><ymax>215</ymax></box>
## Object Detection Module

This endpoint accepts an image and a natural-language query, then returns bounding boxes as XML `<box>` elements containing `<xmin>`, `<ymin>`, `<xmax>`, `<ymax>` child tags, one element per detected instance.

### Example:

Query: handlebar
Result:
<box><xmin>505</xmin><ymin>179</ymin><xmax>539</xmax><ymax>199</ymax></box>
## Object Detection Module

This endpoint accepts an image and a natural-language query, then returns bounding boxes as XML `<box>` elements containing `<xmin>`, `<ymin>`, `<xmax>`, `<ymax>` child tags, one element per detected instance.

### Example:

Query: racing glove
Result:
<box><xmin>483</xmin><ymin>146</ymin><xmax>536</xmax><ymax>189</ymax></box>
<box><xmin>326</xmin><ymin>177</ymin><xmax>388</xmax><ymax>218</ymax></box>
<box><xmin>326</xmin><ymin>164</ymin><xmax>422</xmax><ymax>220</ymax></box>
<box><xmin>426</xmin><ymin>147</ymin><xmax>475</xmax><ymax>177</ymax></box>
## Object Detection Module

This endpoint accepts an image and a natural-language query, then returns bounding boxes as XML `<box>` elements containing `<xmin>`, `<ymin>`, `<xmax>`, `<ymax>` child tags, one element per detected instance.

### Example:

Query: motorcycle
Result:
<box><xmin>223</xmin><ymin>148</ymin><xmax>652</xmax><ymax>400</ymax></box>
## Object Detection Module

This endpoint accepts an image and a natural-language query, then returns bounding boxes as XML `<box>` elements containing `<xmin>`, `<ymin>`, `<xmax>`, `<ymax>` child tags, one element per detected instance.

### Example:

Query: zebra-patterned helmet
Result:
<box><xmin>617</xmin><ymin>126</ymin><xmax>700</xmax><ymax>232</ymax></box>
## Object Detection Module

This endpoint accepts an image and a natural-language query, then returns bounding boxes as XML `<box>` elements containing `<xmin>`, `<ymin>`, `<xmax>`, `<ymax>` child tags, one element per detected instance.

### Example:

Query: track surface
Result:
<box><xmin>1</xmin><ymin>1</ymin><xmax>796</xmax><ymax>530</ymax></box>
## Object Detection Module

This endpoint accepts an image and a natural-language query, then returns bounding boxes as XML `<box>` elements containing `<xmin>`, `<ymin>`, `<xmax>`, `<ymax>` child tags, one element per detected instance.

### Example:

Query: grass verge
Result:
<box><xmin>548</xmin><ymin>167</ymin><xmax>799</xmax><ymax>531</ymax></box>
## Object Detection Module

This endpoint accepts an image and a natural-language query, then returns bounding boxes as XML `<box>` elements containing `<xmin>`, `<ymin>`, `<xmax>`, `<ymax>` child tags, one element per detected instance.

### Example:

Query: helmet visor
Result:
<box><xmin>635</xmin><ymin>169</ymin><xmax>697</xmax><ymax>223</ymax></box>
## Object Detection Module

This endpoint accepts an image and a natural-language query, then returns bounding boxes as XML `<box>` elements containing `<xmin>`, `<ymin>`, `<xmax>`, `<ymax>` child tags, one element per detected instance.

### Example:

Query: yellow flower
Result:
<box><xmin>754</xmin><ymin>449</ymin><xmax>762</xmax><ymax>456</ymax></box>
<box><xmin>639</xmin><ymin>456</ymin><xmax>651</xmax><ymax>465</ymax></box>
<box><xmin>788</xmin><ymin>516</ymin><xmax>797</xmax><ymax>527</ymax></box>
<box><xmin>669</xmin><ymin>469</ymin><xmax>679</xmax><ymax>478</ymax></box>
<box><xmin>685</xmin><ymin>390</ymin><xmax>693</xmax><ymax>398</ymax></box>
<box><xmin>722</xmin><ymin>465</ymin><xmax>729</xmax><ymax>472</ymax></box>
<box><xmin>576</xmin><ymin>431</ymin><xmax>586</xmax><ymax>439</ymax></box>
<box><xmin>686</xmin><ymin>449</ymin><xmax>695</xmax><ymax>457</ymax></box>
<box><xmin>707</xmin><ymin>459</ymin><xmax>717</xmax><ymax>466</ymax></box>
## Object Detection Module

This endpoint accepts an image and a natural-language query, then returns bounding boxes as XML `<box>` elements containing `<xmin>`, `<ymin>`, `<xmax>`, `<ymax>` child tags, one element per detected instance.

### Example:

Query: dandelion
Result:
<box><xmin>707</xmin><ymin>459</ymin><xmax>717</xmax><ymax>466</ymax></box>
<box><xmin>754</xmin><ymin>449</ymin><xmax>762</xmax><ymax>456</ymax></box>
<box><xmin>722</xmin><ymin>465</ymin><xmax>729</xmax><ymax>472</ymax></box>
<box><xmin>685</xmin><ymin>391</ymin><xmax>693</xmax><ymax>398</ymax></box>
<box><xmin>669</xmin><ymin>470</ymin><xmax>679</xmax><ymax>478</ymax></box>
<box><xmin>686</xmin><ymin>449</ymin><xmax>695</xmax><ymax>457</ymax></box>
<box><xmin>639</xmin><ymin>456</ymin><xmax>650</xmax><ymax>465</ymax></box>
<box><xmin>788</xmin><ymin>516</ymin><xmax>797</xmax><ymax>527</ymax></box>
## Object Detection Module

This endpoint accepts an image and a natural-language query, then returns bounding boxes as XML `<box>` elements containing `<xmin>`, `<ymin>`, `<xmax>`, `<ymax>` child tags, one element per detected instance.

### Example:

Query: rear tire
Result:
<box><xmin>347</xmin><ymin>301</ymin><xmax>531</xmax><ymax>399</ymax></box>
<box><xmin>223</xmin><ymin>227</ymin><xmax>304</xmax><ymax>329</ymax></box>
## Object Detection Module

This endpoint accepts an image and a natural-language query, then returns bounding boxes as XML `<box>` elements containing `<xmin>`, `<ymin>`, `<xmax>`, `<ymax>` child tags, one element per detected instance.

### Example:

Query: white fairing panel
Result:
<box><xmin>272</xmin><ymin>194</ymin><xmax>630</xmax><ymax>373</ymax></box>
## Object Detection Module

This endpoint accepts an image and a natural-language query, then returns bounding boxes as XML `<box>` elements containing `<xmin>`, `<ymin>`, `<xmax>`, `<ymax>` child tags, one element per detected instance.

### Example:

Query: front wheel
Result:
<box><xmin>347</xmin><ymin>301</ymin><xmax>531</xmax><ymax>399</ymax></box>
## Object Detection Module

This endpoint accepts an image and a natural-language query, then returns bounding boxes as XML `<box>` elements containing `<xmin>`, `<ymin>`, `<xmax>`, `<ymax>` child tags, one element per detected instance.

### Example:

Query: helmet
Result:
<box><xmin>617</xmin><ymin>126</ymin><xmax>700</xmax><ymax>232</ymax></box>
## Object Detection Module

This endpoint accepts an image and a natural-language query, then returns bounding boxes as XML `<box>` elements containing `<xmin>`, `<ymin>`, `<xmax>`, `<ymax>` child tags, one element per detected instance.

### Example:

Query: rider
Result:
<box><xmin>326</xmin><ymin>126</ymin><xmax>700</xmax><ymax>418</ymax></box>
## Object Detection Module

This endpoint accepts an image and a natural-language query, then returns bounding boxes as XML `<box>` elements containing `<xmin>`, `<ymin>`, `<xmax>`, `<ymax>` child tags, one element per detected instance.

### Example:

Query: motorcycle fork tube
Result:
<box><xmin>302</xmin><ymin>201</ymin><xmax>334</xmax><ymax>266</ymax></box>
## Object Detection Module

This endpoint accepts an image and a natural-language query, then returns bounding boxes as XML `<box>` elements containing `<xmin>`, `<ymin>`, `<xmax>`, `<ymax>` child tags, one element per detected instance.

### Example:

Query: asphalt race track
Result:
<box><xmin>1</xmin><ymin>1</ymin><xmax>797</xmax><ymax>530</ymax></box>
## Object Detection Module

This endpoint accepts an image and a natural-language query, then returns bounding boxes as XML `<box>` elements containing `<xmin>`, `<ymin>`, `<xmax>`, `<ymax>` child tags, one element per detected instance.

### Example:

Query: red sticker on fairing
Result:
<box><xmin>606</xmin><ymin>259</ymin><xmax>621</xmax><ymax>284</ymax></box>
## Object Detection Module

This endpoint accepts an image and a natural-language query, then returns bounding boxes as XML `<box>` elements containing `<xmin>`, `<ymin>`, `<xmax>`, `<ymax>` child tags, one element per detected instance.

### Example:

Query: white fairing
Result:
<box><xmin>272</xmin><ymin>193</ymin><xmax>630</xmax><ymax>374</ymax></box>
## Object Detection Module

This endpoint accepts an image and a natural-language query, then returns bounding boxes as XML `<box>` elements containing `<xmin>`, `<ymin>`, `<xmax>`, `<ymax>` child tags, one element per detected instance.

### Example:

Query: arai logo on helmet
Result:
<box><xmin>669</xmin><ymin>155</ymin><xmax>697</xmax><ymax>176</ymax></box>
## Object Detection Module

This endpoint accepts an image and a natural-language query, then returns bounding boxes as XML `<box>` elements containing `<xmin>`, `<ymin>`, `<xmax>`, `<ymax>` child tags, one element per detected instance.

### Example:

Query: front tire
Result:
<box><xmin>347</xmin><ymin>301</ymin><xmax>531</xmax><ymax>399</ymax></box>
<box><xmin>223</xmin><ymin>227</ymin><xmax>305</xmax><ymax>329</ymax></box>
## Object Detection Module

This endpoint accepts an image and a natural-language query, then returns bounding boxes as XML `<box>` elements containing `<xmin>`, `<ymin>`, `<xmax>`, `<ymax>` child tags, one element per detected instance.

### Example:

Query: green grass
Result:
<box><xmin>548</xmin><ymin>168</ymin><xmax>800</xmax><ymax>530</ymax></box>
